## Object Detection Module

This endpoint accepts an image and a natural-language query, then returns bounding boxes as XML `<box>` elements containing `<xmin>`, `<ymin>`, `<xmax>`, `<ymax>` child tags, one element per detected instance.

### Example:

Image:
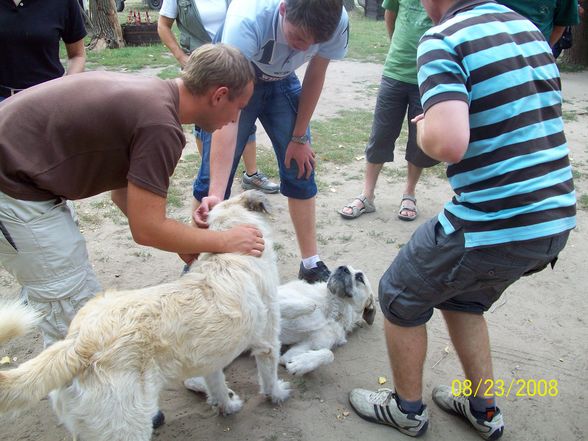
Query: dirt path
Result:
<box><xmin>1</xmin><ymin>64</ymin><xmax>587</xmax><ymax>441</ymax></box>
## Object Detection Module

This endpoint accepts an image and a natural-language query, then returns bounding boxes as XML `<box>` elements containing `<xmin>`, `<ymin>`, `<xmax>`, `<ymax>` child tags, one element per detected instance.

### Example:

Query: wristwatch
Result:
<box><xmin>290</xmin><ymin>134</ymin><xmax>309</xmax><ymax>144</ymax></box>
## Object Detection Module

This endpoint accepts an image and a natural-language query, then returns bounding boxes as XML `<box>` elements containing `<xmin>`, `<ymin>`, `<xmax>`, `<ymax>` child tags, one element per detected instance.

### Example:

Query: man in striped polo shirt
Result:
<box><xmin>349</xmin><ymin>1</ymin><xmax>576</xmax><ymax>439</ymax></box>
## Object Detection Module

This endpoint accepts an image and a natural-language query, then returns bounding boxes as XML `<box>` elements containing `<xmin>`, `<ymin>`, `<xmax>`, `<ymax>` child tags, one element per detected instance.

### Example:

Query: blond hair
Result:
<box><xmin>181</xmin><ymin>43</ymin><xmax>255</xmax><ymax>100</ymax></box>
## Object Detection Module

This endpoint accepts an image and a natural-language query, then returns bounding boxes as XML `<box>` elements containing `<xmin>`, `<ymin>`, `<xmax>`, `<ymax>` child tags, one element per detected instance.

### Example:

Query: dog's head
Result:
<box><xmin>207</xmin><ymin>190</ymin><xmax>271</xmax><ymax>232</ymax></box>
<box><xmin>326</xmin><ymin>265</ymin><xmax>376</xmax><ymax>325</ymax></box>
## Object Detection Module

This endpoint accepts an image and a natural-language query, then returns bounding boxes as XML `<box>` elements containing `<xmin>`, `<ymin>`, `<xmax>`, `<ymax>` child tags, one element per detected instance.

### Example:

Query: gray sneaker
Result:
<box><xmin>349</xmin><ymin>388</ymin><xmax>429</xmax><ymax>437</ymax></box>
<box><xmin>432</xmin><ymin>385</ymin><xmax>504</xmax><ymax>440</ymax></box>
<box><xmin>241</xmin><ymin>171</ymin><xmax>279</xmax><ymax>194</ymax></box>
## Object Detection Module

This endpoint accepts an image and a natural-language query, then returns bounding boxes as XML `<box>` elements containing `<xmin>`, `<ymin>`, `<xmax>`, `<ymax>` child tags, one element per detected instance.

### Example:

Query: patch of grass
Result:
<box><xmin>562</xmin><ymin>110</ymin><xmax>578</xmax><ymax>122</ymax></box>
<box><xmin>240</xmin><ymin>146</ymin><xmax>279</xmax><ymax>178</ymax></box>
<box><xmin>86</xmin><ymin>43</ymin><xmax>174</xmax><ymax>71</ymax></box>
<box><xmin>556</xmin><ymin>61</ymin><xmax>587</xmax><ymax>73</ymax></box>
<box><xmin>157</xmin><ymin>65</ymin><xmax>181</xmax><ymax>79</ymax></box>
<box><xmin>422</xmin><ymin>163</ymin><xmax>447</xmax><ymax>180</ymax></box>
<box><xmin>347</xmin><ymin>10</ymin><xmax>389</xmax><ymax>64</ymax></box>
<box><xmin>578</xmin><ymin>193</ymin><xmax>588</xmax><ymax>210</ymax></box>
<box><xmin>166</xmin><ymin>185</ymin><xmax>184</xmax><ymax>209</ymax></box>
<box><xmin>292</xmin><ymin>377</ymin><xmax>308</xmax><ymax>394</ymax></box>
<box><xmin>312</xmin><ymin>110</ymin><xmax>374</xmax><ymax>164</ymax></box>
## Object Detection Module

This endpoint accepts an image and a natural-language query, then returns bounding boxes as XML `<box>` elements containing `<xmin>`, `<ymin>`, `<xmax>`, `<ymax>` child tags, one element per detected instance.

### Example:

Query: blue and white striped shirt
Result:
<box><xmin>417</xmin><ymin>0</ymin><xmax>576</xmax><ymax>248</ymax></box>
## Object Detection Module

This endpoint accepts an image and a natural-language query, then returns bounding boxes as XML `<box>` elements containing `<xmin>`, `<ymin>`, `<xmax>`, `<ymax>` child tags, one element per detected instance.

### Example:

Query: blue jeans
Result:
<box><xmin>193</xmin><ymin>74</ymin><xmax>315</xmax><ymax>201</ymax></box>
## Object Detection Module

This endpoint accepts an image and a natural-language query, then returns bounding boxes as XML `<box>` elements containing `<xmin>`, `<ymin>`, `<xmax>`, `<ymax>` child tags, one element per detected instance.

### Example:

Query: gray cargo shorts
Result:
<box><xmin>379</xmin><ymin>217</ymin><xmax>570</xmax><ymax>327</ymax></box>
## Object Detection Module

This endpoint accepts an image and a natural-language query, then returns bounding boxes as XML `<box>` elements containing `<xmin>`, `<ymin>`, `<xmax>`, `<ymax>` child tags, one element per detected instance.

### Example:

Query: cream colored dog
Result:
<box><xmin>278</xmin><ymin>265</ymin><xmax>376</xmax><ymax>376</ymax></box>
<box><xmin>0</xmin><ymin>190</ymin><xmax>289</xmax><ymax>441</ymax></box>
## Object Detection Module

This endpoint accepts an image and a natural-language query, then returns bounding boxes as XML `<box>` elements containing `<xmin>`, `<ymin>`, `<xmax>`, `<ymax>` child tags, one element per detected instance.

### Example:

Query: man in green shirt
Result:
<box><xmin>497</xmin><ymin>0</ymin><xmax>580</xmax><ymax>48</ymax></box>
<box><xmin>339</xmin><ymin>0</ymin><xmax>437</xmax><ymax>222</ymax></box>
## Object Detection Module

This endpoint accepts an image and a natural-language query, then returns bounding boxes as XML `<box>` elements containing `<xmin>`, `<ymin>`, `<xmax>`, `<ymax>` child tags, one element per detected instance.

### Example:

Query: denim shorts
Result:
<box><xmin>192</xmin><ymin>73</ymin><xmax>315</xmax><ymax>201</ymax></box>
<box><xmin>366</xmin><ymin>76</ymin><xmax>438</xmax><ymax>168</ymax></box>
<box><xmin>378</xmin><ymin>217</ymin><xmax>570</xmax><ymax>327</ymax></box>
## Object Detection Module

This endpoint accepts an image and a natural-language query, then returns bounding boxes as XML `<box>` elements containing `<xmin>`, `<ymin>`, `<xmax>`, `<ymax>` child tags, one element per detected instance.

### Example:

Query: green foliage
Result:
<box><xmin>311</xmin><ymin>110</ymin><xmax>373</xmax><ymax>164</ymax></box>
<box><xmin>347</xmin><ymin>10</ymin><xmax>390</xmax><ymax>64</ymax></box>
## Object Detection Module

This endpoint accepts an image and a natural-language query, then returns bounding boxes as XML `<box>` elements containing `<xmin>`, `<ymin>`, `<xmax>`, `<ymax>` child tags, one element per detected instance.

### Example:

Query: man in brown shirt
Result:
<box><xmin>0</xmin><ymin>44</ymin><xmax>260</xmax><ymax>347</ymax></box>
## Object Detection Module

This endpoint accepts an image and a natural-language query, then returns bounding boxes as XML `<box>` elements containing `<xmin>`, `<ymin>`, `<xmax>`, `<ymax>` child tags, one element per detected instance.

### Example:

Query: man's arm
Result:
<box><xmin>157</xmin><ymin>16</ymin><xmax>190</xmax><ymax>67</ymax></box>
<box><xmin>414</xmin><ymin>100</ymin><xmax>470</xmax><ymax>164</ymax></box>
<box><xmin>284</xmin><ymin>55</ymin><xmax>330</xmax><ymax>179</ymax></box>
<box><xmin>549</xmin><ymin>25</ymin><xmax>566</xmax><ymax>46</ymax></box>
<box><xmin>120</xmin><ymin>182</ymin><xmax>264</xmax><ymax>256</ymax></box>
<box><xmin>65</xmin><ymin>39</ymin><xmax>85</xmax><ymax>75</ymax></box>
<box><xmin>385</xmin><ymin>9</ymin><xmax>397</xmax><ymax>39</ymax></box>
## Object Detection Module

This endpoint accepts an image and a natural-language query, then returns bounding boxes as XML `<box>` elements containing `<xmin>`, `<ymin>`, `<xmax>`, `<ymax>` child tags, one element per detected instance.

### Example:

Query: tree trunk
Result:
<box><xmin>87</xmin><ymin>0</ymin><xmax>125</xmax><ymax>50</ymax></box>
<box><xmin>561</xmin><ymin>18</ymin><xmax>587</xmax><ymax>66</ymax></box>
<box><xmin>343</xmin><ymin>0</ymin><xmax>356</xmax><ymax>11</ymax></box>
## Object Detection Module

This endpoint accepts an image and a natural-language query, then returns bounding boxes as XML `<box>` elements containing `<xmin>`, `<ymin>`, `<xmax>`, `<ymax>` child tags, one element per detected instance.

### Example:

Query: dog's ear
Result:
<box><xmin>241</xmin><ymin>190</ymin><xmax>271</xmax><ymax>214</ymax></box>
<box><xmin>362</xmin><ymin>298</ymin><xmax>376</xmax><ymax>325</ymax></box>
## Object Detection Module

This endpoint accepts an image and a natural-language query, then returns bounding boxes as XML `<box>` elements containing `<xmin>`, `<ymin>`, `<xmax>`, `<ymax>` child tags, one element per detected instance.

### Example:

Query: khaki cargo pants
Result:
<box><xmin>0</xmin><ymin>191</ymin><xmax>101</xmax><ymax>347</ymax></box>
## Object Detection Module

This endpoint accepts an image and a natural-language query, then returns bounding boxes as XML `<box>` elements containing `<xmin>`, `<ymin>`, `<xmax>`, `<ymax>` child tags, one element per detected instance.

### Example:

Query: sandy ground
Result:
<box><xmin>1</xmin><ymin>62</ymin><xmax>587</xmax><ymax>441</ymax></box>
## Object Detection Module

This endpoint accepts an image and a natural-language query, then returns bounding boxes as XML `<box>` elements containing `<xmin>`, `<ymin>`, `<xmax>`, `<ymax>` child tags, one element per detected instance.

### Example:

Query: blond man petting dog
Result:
<box><xmin>0</xmin><ymin>44</ymin><xmax>260</xmax><ymax>348</ymax></box>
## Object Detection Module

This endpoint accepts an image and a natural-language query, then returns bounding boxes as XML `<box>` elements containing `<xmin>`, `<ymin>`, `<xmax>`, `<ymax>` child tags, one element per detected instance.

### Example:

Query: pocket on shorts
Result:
<box><xmin>444</xmin><ymin>247</ymin><xmax>527</xmax><ymax>292</ymax></box>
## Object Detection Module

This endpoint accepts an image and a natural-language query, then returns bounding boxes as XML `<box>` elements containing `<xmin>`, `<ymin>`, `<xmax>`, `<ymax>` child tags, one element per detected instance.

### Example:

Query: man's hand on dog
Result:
<box><xmin>193</xmin><ymin>195</ymin><xmax>221</xmax><ymax>228</ymax></box>
<box><xmin>223</xmin><ymin>224</ymin><xmax>265</xmax><ymax>256</ymax></box>
<box><xmin>193</xmin><ymin>196</ymin><xmax>265</xmax><ymax>256</ymax></box>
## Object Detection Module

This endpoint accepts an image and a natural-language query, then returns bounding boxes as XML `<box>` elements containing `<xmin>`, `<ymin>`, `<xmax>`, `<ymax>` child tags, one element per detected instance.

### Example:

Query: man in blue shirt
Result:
<box><xmin>192</xmin><ymin>0</ymin><xmax>349</xmax><ymax>283</ymax></box>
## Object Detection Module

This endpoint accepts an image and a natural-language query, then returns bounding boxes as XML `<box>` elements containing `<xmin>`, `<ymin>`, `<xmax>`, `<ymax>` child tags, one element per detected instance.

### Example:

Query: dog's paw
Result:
<box><xmin>184</xmin><ymin>377</ymin><xmax>209</xmax><ymax>395</ymax></box>
<box><xmin>217</xmin><ymin>392</ymin><xmax>244</xmax><ymax>416</ymax></box>
<box><xmin>268</xmin><ymin>379</ymin><xmax>291</xmax><ymax>404</ymax></box>
<box><xmin>285</xmin><ymin>359</ymin><xmax>314</xmax><ymax>376</ymax></box>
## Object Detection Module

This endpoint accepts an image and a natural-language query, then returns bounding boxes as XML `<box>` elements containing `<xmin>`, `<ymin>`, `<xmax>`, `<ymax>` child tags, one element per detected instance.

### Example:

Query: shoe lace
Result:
<box><xmin>368</xmin><ymin>388</ymin><xmax>395</xmax><ymax>406</ymax></box>
<box><xmin>254</xmin><ymin>172</ymin><xmax>269</xmax><ymax>182</ymax></box>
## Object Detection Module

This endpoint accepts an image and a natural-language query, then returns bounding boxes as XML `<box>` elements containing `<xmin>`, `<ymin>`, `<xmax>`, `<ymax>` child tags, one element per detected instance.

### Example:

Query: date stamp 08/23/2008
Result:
<box><xmin>451</xmin><ymin>379</ymin><xmax>559</xmax><ymax>398</ymax></box>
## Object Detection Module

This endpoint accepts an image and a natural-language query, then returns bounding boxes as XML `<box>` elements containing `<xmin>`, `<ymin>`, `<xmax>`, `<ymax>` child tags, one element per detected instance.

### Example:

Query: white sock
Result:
<box><xmin>302</xmin><ymin>255</ymin><xmax>321</xmax><ymax>269</ymax></box>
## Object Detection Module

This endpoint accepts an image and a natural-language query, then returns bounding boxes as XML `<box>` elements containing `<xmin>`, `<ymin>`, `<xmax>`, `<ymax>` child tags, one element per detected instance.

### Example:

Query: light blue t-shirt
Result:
<box><xmin>221</xmin><ymin>0</ymin><xmax>349</xmax><ymax>81</ymax></box>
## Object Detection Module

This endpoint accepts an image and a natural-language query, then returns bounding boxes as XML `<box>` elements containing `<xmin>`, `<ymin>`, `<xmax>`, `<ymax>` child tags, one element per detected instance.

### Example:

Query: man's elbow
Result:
<box><xmin>128</xmin><ymin>222</ymin><xmax>155</xmax><ymax>247</ymax></box>
<box><xmin>422</xmin><ymin>136</ymin><xmax>468</xmax><ymax>164</ymax></box>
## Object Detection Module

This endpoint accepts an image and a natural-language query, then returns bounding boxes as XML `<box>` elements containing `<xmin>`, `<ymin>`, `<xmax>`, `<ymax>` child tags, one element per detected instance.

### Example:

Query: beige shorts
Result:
<box><xmin>0</xmin><ymin>191</ymin><xmax>101</xmax><ymax>346</ymax></box>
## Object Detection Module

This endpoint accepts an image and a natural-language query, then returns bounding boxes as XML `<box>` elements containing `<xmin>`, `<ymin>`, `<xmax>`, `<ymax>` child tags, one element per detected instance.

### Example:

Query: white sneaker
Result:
<box><xmin>349</xmin><ymin>388</ymin><xmax>429</xmax><ymax>437</ymax></box>
<box><xmin>432</xmin><ymin>385</ymin><xmax>504</xmax><ymax>440</ymax></box>
<box><xmin>241</xmin><ymin>171</ymin><xmax>279</xmax><ymax>194</ymax></box>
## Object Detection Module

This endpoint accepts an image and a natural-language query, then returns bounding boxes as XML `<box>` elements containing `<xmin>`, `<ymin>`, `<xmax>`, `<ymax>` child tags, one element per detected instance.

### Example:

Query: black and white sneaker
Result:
<box><xmin>152</xmin><ymin>410</ymin><xmax>165</xmax><ymax>429</ymax></box>
<box><xmin>298</xmin><ymin>261</ymin><xmax>331</xmax><ymax>284</ymax></box>
<box><xmin>349</xmin><ymin>388</ymin><xmax>429</xmax><ymax>437</ymax></box>
<box><xmin>432</xmin><ymin>385</ymin><xmax>504</xmax><ymax>440</ymax></box>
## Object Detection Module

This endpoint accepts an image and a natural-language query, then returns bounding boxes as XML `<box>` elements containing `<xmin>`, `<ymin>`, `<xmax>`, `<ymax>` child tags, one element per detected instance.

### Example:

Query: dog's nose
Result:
<box><xmin>337</xmin><ymin>266</ymin><xmax>350</xmax><ymax>274</ymax></box>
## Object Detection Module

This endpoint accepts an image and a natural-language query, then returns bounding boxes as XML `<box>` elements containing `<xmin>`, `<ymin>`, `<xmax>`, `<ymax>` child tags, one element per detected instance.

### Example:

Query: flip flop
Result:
<box><xmin>398</xmin><ymin>194</ymin><xmax>418</xmax><ymax>221</ymax></box>
<box><xmin>338</xmin><ymin>194</ymin><xmax>376</xmax><ymax>219</ymax></box>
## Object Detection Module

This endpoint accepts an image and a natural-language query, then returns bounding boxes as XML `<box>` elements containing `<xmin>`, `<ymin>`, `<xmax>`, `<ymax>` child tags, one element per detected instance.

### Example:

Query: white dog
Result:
<box><xmin>0</xmin><ymin>190</ymin><xmax>289</xmax><ymax>441</ymax></box>
<box><xmin>278</xmin><ymin>265</ymin><xmax>376</xmax><ymax>376</ymax></box>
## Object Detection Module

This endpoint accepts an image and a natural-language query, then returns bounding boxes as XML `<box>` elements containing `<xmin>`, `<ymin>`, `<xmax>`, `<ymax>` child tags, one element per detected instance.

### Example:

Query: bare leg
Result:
<box><xmin>441</xmin><ymin>310</ymin><xmax>494</xmax><ymax>392</ymax></box>
<box><xmin>385</xmin><ymin>320</ymin><xmax>427</xmax><ymax>401</ymax></box>
<box><xmin>289</xmin><ymin>197</ymin><xmax>317</xmax><ymax>259</ymax></box>
<box><xmin>242</xmin><ymin>140</ymin><xmax>258</xmax><ymax>175</ymax></box>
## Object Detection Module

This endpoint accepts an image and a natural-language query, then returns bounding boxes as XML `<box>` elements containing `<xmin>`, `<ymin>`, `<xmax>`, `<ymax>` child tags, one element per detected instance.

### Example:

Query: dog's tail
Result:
<box><xmin>0</xmin><ymin>300</ymin><xmax>42</xmax><ymax>343</ymax></box>
<box><xmin>0</xmin><ymin>301</ymin><xmax>85</xmax><ymax>414</ymax></box>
